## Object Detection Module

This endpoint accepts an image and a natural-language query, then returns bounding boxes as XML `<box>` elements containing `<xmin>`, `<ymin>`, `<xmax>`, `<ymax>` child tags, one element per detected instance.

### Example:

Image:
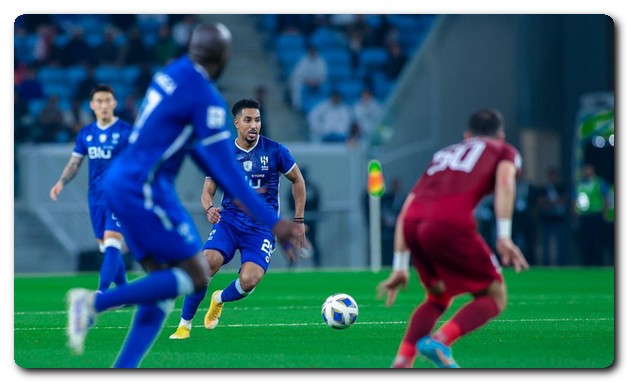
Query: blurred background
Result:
<box><xmin>13</xmin><ymin>14</ymin><xmax>615</xmax><ymax>274</ymax></box>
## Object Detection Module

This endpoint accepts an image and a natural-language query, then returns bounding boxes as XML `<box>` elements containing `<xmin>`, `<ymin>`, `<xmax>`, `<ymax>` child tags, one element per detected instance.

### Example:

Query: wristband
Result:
<box><xmin>496</xmin><ymin>218</ymin><xmax>512</xmax><ymax>238</ymax></box>
<box><xmin>392</xmin><ymin>250</ymin><xmax>410</xmax><ymax>271</ymax></box>
<box><xmin>206</xmin><ymin>205</ymin><xmax>215</xmax><ymax>213</ymax></box>
<box><xmin>294</xmin><ymin>217</ymin><xmax>305</xmax><ymax>223</ymax></box>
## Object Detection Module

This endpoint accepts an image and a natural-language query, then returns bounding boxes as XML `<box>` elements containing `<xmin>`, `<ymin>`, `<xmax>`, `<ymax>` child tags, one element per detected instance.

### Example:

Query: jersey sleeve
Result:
<box><xmin>501</xmin><ymin>144</ymin><xmax>522</xmax><ymax>175</ymax></box>
<box><xmin>277</xmin><ymin>143</ymin><xmax>297</xmax><ymax>175</ymax></box>
<box><xmin>72</xmin><ymin>128</ymin><xmax>86</xmax><ymax>157</ymax></box>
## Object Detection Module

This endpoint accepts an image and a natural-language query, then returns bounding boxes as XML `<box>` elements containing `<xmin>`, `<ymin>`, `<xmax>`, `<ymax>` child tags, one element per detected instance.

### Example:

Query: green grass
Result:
<box><xmin>14</xmin><ymin>268</ymin><xmax>615</xmax><ymax>368</ymax></box>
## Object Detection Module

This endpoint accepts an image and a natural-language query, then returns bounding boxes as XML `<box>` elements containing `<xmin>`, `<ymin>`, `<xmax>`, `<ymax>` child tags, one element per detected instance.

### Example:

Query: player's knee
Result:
<box><xmin>238</xmin><ymin>272</ymin><xmax>262</xmax><ymax>292</ymax></box>
<box><xmin>427</xmin><ymin>291</ymin><xmax>452</xmax><ymax>308</ymax></box>
<box><xmin>204</xmin><ymin>249</ymin><xmax>224</xmax><ymax>275</ymax></box>
<box><xmin>483</xmin><ymin>280</ymin><xmax>507</xmax><ymax>312</ymax></box>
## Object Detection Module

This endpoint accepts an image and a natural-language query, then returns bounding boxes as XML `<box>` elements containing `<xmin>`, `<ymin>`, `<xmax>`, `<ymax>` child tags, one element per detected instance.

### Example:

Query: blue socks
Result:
<box><xmin>113</xmin><ymin>301</ymin><xmax>173</xmax><ymax>368</ymax></box>
<box><xmin>221</xmin><ymin>278</ymin><xmax>251</xmax><ymax>303</ymax></box>
<box><xmin>98</xmin><ymin>246</ymin><xmax>127</xmax><ymax>291</ymax></box>
<box><xmin>181</xmin><ymin>286</ymin><xmax>208</xmax><ymax>321</ymax></box>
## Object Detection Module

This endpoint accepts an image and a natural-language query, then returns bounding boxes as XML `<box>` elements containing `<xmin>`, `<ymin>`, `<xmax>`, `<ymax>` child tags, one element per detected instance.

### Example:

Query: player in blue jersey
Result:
<box><xmin>169</xmin><ymin>98</ymin><xmax>307</xmax><ymax>339</ymax></box>
<box><xmin>65</xmin><ymin>23</ymin><xmax>306</xmax><ymax>368</ymax></box>
<box><xmin>50</xmin><ymin>84</ymin><xmax>131</xmax><ymax>293</ymax></box>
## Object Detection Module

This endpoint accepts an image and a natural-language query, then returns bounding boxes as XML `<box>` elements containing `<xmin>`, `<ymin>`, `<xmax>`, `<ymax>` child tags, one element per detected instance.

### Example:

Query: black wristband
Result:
<box><xmin>294</xmin><ymin>217</ymin><xmax>305</xmax><ymax>223</ymax></box>
<box><xmin>206</xmin><ymin>205</ymin><xmax>214</xmax><ymax>213</ymax></box>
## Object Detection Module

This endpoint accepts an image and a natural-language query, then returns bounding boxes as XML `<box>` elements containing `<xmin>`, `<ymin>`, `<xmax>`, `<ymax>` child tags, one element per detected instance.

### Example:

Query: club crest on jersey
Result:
<box><xmin>243</xmin><ymin>160</ymin><xmax>253</xmax><ymax>172</ymax></box>
<box><xmin>99</xmin><ymin>134</ymin><xmax>107</xmax><ymax>143</ymax></box>
<box><xmin>260</xmin><ymin>156</ymin><xmax>269</xmax><ymax>171</ymax></box>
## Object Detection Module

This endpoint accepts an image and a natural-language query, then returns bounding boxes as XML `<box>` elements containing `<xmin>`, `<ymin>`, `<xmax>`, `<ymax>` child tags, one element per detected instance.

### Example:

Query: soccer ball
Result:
<box><xmin>321</xmin><ymin>293</ymin><xmax>359</xmax><ymax>329</ymax></box>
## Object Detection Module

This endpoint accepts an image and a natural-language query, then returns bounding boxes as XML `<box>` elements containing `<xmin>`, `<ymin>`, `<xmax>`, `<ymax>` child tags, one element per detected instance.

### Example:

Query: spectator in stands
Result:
<box><xmin>96</xmin><ymin>26</ymin><xmax>120</xmax><ymax>66</ymax></box>
<box><xmin>133</xmin><ymin>62</ymin><xmax>154</xmax><ymax>97</ymax></box>
<box><xmin>117</xmin><ymin>27</ymin><xmax>150</xmax><ymax>66</ymax></box>
<box><xmin>17</xmin><ymin>65</ymin><xmax>45</xmax><ymax>102</ymax></box>
<box><xmin>32</xmin><ymin>24</ymin><xmax>61</xmax><ymax>66</ymax></box>
<box><xmin>117</xmin><ymin>94</ymin><xmax>139</xmax><ymax>124</ymax></box>
<box><xmin>73</xmin><ymin>65</ymin><xmax>98</xmax><ymax>102</ymax></box>
<box><xmin>109</xmin><ymin>14</ymin><xmax>136</xmax><ymax>33</ymax></box>
<box><xmin>352</xmin><ymin>87</ymin><xmax>383</xmax><ymax>142</ymax></box>
<box><xmin>536</xmin><ymin>167</ymin><xmax>569</xmax><ymax>265</ymax></box>
<box><xmin>172</xmin><ymin>15</ymin><xmax>199</xmax><ymax>50</ymax></box>
<box><xmin>153</xmin><ymin>25</ymin><xmax>181</xmax><ymax>66</ymax></box>
<box><xmin>289</xmin><ymin>45</ymin><xmax>328</xmax><ymax>111</ymax></box>
<box><xmin>61</xmin><ymin>27</ymin><xmax>96</xmax><ymax>67</ymax></box>
<box><xmin>384</xmin><ymin>42</ymin><xmax>407</xmax><ymax>80</ymax></box>
<box><xmin>37</xmin><ymin>95</ymin><xmax>67</xmax><ymax>142</ymax></box>
<box><xmin>512</xmin><ymin>172</ymin><xmax>538</xmax><ymax>265</ymax></box>
<box><xmin>307</xmin><ymin>90</ymin><xmax>352</xmax><ymax>143</ymax></box>
<box><xmin>63</xmin><ymin>98</ymin><xmax>93</xmax><ymax>139</ymax></box>
<box><xmin>573</xmin><ymin>163</ymin><xmax>609</xmax><ymax>266</ymax></box>
<box><xmin>14</xmin><ymin>89</ymin><xmax>33</xmax><ymax>143</ymax></box>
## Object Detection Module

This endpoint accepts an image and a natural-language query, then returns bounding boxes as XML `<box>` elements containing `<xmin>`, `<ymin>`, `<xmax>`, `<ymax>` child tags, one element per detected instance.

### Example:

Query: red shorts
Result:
<box><xmin>403</xmin><ymin>219</ymin><xmax>503</xmax><ymax>296</ymax></box>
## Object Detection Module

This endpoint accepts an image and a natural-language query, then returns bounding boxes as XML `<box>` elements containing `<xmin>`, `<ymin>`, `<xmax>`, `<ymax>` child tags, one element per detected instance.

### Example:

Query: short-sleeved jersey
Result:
<box><xmin>219</xmin><ymin>135</ymin><xmax>297</xmax><ymax>231</ymax></box>
<box><xmin>72</xmin><ymin>118</ymin><xmax>132</xmax><ymax>206</ymax></box>
<box><xmin>405</xmin><ymin>136</ymin><xmax>521</xmax><ymax>229</ymax></box>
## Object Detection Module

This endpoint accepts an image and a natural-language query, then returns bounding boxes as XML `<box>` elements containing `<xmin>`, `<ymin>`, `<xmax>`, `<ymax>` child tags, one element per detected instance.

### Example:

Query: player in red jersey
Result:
<box><xmin>376</xmin><ymin>109</ymin><xmax>529</xmax><ymax>368</ymax></box>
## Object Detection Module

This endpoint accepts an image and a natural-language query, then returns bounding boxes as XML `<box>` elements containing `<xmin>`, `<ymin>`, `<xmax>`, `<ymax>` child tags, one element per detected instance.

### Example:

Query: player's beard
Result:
<box><xmin>245</xmin><ymin>130</ymin><xmax>259</xmax><ymax>144</ymax></box>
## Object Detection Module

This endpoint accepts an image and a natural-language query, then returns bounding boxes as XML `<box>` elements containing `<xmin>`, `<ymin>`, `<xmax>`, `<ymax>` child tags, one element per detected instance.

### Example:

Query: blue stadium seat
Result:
<box><xmin>95</xmin><ymin>65</ymin><xmax>120</xmax><ymax>84</ymax></box>
<box><xmin>301</xmin><ymin>82</ymin><xmax>331</xmax><ymax>114</ymax></box>
<box><xmin>37</xmin><ymin>66</ymin><xmax>66</xmax><ymax>84</ymax></box>
<box><xmin>65</xmin><ymin>66</ymin><xmax>88</xmax><ymax>85</ymax></box>
<box><xmin>371</xmin><ymin>71</ymin><xmax>394</xmax><ymax>101</ymax></box>
<box><xmin>320</xmin><ymin>48</ymin><xmax>351</xmax><ymax>68</ymax></box>
<box><xmin>275</xmin><ymin>33</ymin><xmax>306</xmax><ymax>52</ymax></box>
<box><xmin>42</xmin><ymin>82</ymin><xmax>73</xmax><ymax>100</ymax></box>
<box><xmin>277</xmin><ymin>48</ymin><xmax>305</xmax><ymax>77</ymax></box>
<box><xmin>28</xmin><ymin>99</ymin><xmax>47</xmax><ymax>116</ymax></box>
<box><xmin>327</xmin><ymin>64</ymin><xmax>352</xmax><ymax>83</ymax></box>
<box><xmin>358</xmin><ymin>48</ymin><xmax>389</xmax><ymax>73</ymax></box>
<box><xmin>335</xmin><ymin>80</ymin><xmax>364</xmax><ymax>105</ymax></box>
<box><xmin>309</xmin><ymin>27</ymin><xmax>347</xmax><ymax>51</ymax></box>
<box><xmin>120</xmin><ymin>65</ymin><xmax>140</xmax><ymax>83</ymax></box>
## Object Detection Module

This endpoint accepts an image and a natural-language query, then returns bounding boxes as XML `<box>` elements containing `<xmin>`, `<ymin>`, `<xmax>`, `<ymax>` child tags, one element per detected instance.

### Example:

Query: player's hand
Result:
<box><xmin>49</xmin><ymin>182</ymin><xmax>63</xmax><ymax>201</ymax></box>
<box><xmin>206</xmin><ymin>206</ymin><xmax>221</xmax><ymax>224</ymax></box>
<box><xmin>376</xmin><ymin>270</ymin><xmax>409</xmax><ymax>307</ymax></box>
<box><xmin>496</xmin><ymin>237</ymin><xmax>529</xmax><ymax>273</ymax></box>
<box><xmin>273</xmin><ymin>219</ymin><xmax>308</xmax><ymax>262</ymax></box>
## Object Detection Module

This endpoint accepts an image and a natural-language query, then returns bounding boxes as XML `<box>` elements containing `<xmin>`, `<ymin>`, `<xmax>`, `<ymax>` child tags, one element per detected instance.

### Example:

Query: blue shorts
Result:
<box><xmin>202</xmin><ymin>220</ymin><xmax>276</xmax><ymax>272</ymax></box>
<box><xmin>104</xmin><ymin>182</ymin><xmax>202</xmax><ymax>265</ymax></box>
<box><xmin>89</xmin><ymin>203</ymin><xmax>122</xmax><ymax>240</ymax></box>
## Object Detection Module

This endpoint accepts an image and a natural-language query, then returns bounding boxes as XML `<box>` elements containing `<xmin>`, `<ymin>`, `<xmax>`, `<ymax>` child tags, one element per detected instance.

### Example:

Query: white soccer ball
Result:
<box><xmin>321</xmin><ymin>293</ymin><xmax>359</xmax><ymax>329</ymax></box>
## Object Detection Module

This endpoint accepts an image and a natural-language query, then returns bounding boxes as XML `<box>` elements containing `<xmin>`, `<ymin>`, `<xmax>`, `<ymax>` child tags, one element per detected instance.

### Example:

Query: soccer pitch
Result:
<box><xmin>14</xmin><ymin>268</ymin><xmax>614</xmax><ymax>368</ymax></box>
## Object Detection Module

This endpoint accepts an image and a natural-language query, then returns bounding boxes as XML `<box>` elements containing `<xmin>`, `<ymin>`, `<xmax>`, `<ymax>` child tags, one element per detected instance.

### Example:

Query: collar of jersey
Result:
<box><xmin>235</xmin><ymin>137</ymin><xmax>260</xmax><ymax>153</ymax></box>
<box><xmin>96</xmin><ymin>117</ymin><xmax>119</xmax><ymax>130</ymax></box>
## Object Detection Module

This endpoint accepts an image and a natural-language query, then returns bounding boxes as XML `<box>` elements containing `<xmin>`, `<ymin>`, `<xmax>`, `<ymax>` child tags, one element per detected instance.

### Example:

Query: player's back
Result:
<box><xmin>108</xmin><ymin>55</ymin><xmax>228</xmax><ymax>189</ymax></box>
<box><xmin>405</xmin><ymin>136</ymin><xmax>520</xmax><ymax>229</ymax></box>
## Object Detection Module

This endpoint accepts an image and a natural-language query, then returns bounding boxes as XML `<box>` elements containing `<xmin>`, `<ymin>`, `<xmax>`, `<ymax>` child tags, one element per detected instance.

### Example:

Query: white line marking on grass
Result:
<box><xmin>14</xmin><ymin>317</ymin><xmax>612</xmax><ymax>332</ymax></box>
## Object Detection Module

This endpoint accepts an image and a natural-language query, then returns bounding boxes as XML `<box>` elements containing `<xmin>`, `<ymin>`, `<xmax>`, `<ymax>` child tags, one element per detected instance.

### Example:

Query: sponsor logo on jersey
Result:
<box><xmin>112</xmin><ymin>132</ymin><xmax>120</xmax><ymax>144</ymax></box>
<box><xmin>87</xmin><ymin>147</ymin><xmax>112</xmax><ymax>159</ymax></box>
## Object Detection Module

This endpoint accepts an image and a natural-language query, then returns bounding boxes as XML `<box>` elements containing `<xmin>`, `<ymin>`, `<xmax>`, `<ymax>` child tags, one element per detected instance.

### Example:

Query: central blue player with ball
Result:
<box><xmin>170</xmin><ymin>98</ymin><xmax>307</xmax><ymax>339</ymax></box>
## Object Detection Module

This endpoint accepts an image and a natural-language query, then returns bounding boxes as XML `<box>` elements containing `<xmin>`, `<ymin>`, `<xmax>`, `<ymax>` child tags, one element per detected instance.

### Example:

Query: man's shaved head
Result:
<box><xmin>188</xmin><ymin>23</ymin><xmax>232</xmax><ymax>79</ymax></box>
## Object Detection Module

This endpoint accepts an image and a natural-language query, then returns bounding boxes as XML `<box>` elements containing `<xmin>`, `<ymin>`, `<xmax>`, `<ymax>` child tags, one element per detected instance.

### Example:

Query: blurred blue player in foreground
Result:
<box><xmin>66</xmin><ymin>23</ymin><xmax>306</xmax><ymax>368</ymax></box>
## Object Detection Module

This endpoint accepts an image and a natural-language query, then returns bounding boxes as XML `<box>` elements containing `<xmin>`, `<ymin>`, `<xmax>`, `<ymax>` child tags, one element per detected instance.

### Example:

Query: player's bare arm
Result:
<box><xmin>50</xmin><ymin>155</ymin><xmax>83</xmax><ymax>201</ymax></box>
<box><xmin>201</xmin><ymin>177</ymin><xmax>221</xmax><ymax>224</ymax></box>
<box><xmin>376</xmin><ymin>193</ymin><xmax>415</xmax><ymax>306</ymax></box>
<box><xmin>494</xmin><ymin>160</ymin><xmax>529</xmax><ymax>272</ymax></box>
<box><xmin>284</xmin><ymin>165</ymin><xmax>307</xmax><ymax>248</ymax></box>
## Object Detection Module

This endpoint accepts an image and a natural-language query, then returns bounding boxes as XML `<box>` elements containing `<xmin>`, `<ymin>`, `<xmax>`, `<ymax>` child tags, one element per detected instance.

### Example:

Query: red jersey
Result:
<box><xmin>405</xmin><ymin>136</ymin><xmax>521</xmax><ymax>229</ymax></box>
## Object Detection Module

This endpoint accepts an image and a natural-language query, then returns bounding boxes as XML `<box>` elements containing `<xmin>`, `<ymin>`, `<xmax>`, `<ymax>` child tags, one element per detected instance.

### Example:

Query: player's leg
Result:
<box><xmin>113</xmin><ymin>299</ymin><xmax>174</xmax><ymax>368</ymax></box>
<box><xmin>205</xmin><ymin>232</ymin><xmax>273</xmax><ymax>330</ymax></box>
<box><xmin>99</xmin><ymin>230</ymin><xmax>127</xmax><ymax>291</ymax></box>
<box><xmin>170</xmin><ymin>248</ymin><xmax>226</xmax><ymax>339</ymax></box>
<box><xmin>418</xmin><ymin>226</ymin><xmax>503</xmax><ymax>368</ymax></box>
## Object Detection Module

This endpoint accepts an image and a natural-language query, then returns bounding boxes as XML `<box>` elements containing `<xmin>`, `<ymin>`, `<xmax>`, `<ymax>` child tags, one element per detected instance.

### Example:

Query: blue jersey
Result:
<box><xmin>72</xmin><ymin>118</ymin><xmax>132</xmax><ymax>206</ymax></box>
<box><xmin>219</xmin><ymin>136</ymin><xmax>296</xmax><ymax>230</ymax></box>
<box><xmin>103</xmin><ymin>56</ymin><xmax>279</xmax><ymax>263</ymax></box>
